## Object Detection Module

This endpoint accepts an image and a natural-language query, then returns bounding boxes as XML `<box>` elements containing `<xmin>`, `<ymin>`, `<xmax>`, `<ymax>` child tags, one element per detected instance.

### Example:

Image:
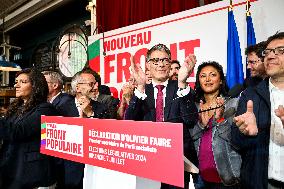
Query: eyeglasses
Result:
<box><xmin>247</xmin><ymin>59</ymin><xmax>261</xmax><ymax>65</ymax></box>
<box><xmin>14</xmin><ymin>80</ymin><xmax>30</xmax><ymax>85</ymax></box>
<box><xmin>148</xmin><ymin>57</ymin><xmax>170</xmax><ymax>66</ymax></box>
<box><xmin>78</xmin><ymin>82</ymin><xmax>97</xmax><ymax>88</ymax></box>
<box><xmin>262</xmin><ymin>46</ymin><xmax>284</xmax><ymax>57</ymax></box>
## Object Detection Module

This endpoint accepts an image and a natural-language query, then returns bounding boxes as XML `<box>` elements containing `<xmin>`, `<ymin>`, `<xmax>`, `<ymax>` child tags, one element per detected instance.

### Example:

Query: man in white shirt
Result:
<box><xmin>232</xmin><ymin>32</ymin><xmax>284</xmax><ymax>189</ymax></box>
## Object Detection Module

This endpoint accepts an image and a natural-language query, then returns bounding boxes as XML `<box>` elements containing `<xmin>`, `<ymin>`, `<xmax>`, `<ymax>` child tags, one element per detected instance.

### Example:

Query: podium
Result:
<box><xmin>84</xmin><ymin>166</ymin><xmax>161</xmax><ymax>189</ymax></box>
<box><xmin>83</xmin><ymin>156</ymin><xmax>198</xmax><ymax>189</ymax></box>
<box><xmin>40</xmin><ymin>117</ymin><xmax>198</xmax><ymax>188</ymax></box>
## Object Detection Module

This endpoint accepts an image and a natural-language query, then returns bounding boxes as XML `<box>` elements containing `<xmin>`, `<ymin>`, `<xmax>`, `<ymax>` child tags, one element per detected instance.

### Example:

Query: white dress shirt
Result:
<box><xmin>134</xmin><ymin>80</ymin><xmax>191</xmax><ymax>108</ymax></box>
<box><xmin>268</xmin><ymin>79</ymin><xmax>284</xmax><ymax>182</ymax></box>
<box><xmin>49</xmin><ymin>92</ymin><xmax>61</xmax><ymax>104</ymax></box>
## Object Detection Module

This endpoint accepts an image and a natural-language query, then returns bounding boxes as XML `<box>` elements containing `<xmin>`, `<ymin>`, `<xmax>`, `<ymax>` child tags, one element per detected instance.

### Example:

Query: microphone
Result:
<box><xmin>167</xmin><ymin>84</ymin><xmax>244</xmax><ymax>122</ymax></box>
<box><xmin>168</xmin><ymin>84</ymin><xmax>244</xmax><ymax>121</ymax></box>
<box><xmin>197</xmin><ymin>84</ymin><xmax>244</xmax><ymax>114</ymax></box>
<box><xmin>189</xmin><ymin>84</ymin><xmax>244</xmax><ymax>147</ymax></box>
<box><xmin>227</xmin><ymin>84</ymin><xmax>244</xmax><ymax>98</ymax></box>
<box><xmin>223</xmin><ymin>107</ymin><xmax>237</xmax><ymax>119</ymax></box>
<box><xmin>220</xmin><ymin>84</ymin><xmax>244</xmax><ymax>119</ymax></box>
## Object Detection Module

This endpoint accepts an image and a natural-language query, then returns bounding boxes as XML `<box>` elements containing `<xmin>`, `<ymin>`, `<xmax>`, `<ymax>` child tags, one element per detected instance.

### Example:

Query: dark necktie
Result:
<box><xmin>155</xmin><ymin>85</ymin><xmax>165</xmax><ymax>122</ymax></box>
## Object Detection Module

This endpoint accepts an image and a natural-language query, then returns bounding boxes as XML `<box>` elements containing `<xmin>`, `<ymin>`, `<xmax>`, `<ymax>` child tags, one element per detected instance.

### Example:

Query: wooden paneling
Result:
<box><xmin>0</xmin><ymin>88</ymin><xmax>15</xmax><ymax>107</ymax></box>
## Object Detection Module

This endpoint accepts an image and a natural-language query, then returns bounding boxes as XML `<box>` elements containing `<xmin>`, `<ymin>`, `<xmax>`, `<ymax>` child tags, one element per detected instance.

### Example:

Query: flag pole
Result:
<box><xmin>246</xmin><ymin>0</ymin><xmax>251</xmax><ymax>16</ymax></box>
<box><xmin>229</xmin><ymin>0</ymin><xmax>233</xmax><ymax>11</ymax></box>
<box><xmin>226</xmin><ymin>0</ymin><xmax>244</xmax><ymax>88</ymax></box>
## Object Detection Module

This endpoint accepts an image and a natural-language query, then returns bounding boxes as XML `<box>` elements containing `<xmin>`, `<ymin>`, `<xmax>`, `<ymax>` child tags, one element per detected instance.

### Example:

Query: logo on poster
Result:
<box><xmin>45</xmin><ymin>123</ymin><xmax>84</xmax><ymax>156</ymax></box>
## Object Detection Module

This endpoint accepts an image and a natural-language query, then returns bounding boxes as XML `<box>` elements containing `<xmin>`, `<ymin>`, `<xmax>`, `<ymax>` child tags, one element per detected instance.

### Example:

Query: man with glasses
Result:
<box><xmin>244</xmin><ymin>41</ymin><xmax>267</xmax><ymax>88</ymax></box>
<box><xmin>125</xmin><ymin>43</ymin><xmax>198</xmax><ymax>189</ymax></box>
<box><xmin>232</xmin><ymin>32</ymin><xmax>284</xmax><ymax>189</ymax></box>
<box><xmin>61</xmin><ymin>68</ymin><xmax>109</xmax><ymax>189</ymax></box>
<box><xmin>75</xmin><ymin>67</ymin><xmax>119</xmax><ymax>119</ymax></box>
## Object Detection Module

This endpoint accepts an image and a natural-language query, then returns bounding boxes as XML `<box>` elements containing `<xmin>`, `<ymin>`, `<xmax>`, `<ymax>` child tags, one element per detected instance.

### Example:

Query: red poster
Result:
<box><xmin>41</xmin><ymin>116</ymin><xmax>184</xmax><ymax>187</ymax></box>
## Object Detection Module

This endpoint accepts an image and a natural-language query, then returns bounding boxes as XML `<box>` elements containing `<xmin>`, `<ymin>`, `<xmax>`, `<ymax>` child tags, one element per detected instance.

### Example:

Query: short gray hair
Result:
<box><xmin>71</xmin><ymin>72</ymin><xmax>81</xmax><ymax>95</ymax></box>
<box><xmin>146</xmin><ymin>43</ymin><xmax>171</xmax><ymax>62</ymax></box>
<box><xmin>42</xmin><ymin>71</ymin><xmax>63</xmax><ymax>90</ymax></box>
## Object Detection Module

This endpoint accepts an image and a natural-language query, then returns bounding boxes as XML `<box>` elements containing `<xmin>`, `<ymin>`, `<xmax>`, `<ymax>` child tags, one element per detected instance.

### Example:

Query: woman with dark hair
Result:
<box><xmin>191</xmin><ymin>61</ymin><xmax>241</xmax><ymax>189</ymax></box>
<box><xmin>194</xmin><ymin>61</ymin><xmax>229</xmax><ymax>103</ymax></box>
<box><xmin>0</xmin><ymin>68</ymin><xmax>57</xmax><ymax>189</ymax></box>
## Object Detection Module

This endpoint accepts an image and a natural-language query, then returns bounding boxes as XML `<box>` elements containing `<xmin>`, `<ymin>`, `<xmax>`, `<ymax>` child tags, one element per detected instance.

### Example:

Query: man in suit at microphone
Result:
<box><xmin>125</xmin><ymin>43</ymin><xmax>198</xmax><ymax>189</ymax></box>
<box><xmin>232</xmin><ymin>32</ymin><xmax>284</xmax><ymax>189</ymax></box>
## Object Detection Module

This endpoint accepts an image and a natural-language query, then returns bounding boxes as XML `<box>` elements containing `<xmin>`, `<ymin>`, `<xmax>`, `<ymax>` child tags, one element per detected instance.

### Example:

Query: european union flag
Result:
<box><xmin>227</xmin><ymin>7</ymin><xmax>244</xmax><ymax>88</ymax></box>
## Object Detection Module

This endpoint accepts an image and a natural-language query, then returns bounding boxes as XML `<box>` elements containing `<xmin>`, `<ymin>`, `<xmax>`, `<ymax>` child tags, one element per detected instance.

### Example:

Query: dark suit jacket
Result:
<box><xmin>125</xmin><ymin>80</ymin><xmax>198</xmax><ymax>187</ymax></box>
<box><xmin>62</xmin><ymin>97</ymin><xmax>109</xmax><ymax>188</ymax></box>
<box><xmin>50</xmin><ymin>92</ymin><xmax>75</xmax><ymax>188</ymax></box>
<box><xmin>97</xmin><ymin>93</ymin><xmax>119</xmax><ymax>119</ymax></box>
<box><xmin>243</xmin><ymin>76</ymin><xmax>263</xmax><ymax>89</ymax></box>
<box><xmin>0</xmin><ymin>103</ymin><xmax>58</xmax><ymax>189</ymax></box>
<box><xmin>52</xmin><ymin>92</ymin><xmax>74</xmax><ymax>116</ymax></box>
<box><xmin>232</xmin><ymin>79</ymin><xmax>271</xmax><ymax>189</ymax></box>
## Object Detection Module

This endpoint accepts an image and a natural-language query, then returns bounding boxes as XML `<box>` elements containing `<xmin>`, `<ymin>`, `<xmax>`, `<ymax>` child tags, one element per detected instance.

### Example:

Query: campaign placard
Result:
<box><xmin>41</xmin><ymin>116</ymin><xmax>184</xmax><ymax>187</ymax></box>
<box><xmin>87</xmin><ymin>0</ymin><xmax>284</xmax><ymax>98</ymax></box>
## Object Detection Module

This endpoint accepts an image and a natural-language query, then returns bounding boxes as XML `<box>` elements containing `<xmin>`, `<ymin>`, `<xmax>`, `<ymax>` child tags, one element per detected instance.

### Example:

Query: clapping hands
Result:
<box><xmin>199</xmin><ymin>97</ymin><xmax>225</xmax><ymax>127</ymax></box>
<box><xmin>130</xmin><ymin>56</ymin><xmax>146</xmax><ymax>93</ymax></box>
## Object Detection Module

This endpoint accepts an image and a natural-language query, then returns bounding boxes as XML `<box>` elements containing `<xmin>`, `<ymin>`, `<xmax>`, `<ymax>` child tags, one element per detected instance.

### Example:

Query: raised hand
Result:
<box><xmin>199</xmin><ymin>100</ymin><xmax>212</xmax><ymax>127</ymax></box>
<box><xmin>215</xmin><ymin>97</ymin><xmax>225</xmax><ymax>120</ymax></box>
<box><xmin>275</xmin><ymin>105</ymin><xmax>284</xmax><ymax>127</ymax></box>
<box><xmin>121</xmin><ymin>83</ymin><xmax>134</xmax><ymax>104</ymax></box>
<box><xmin>78</xmin><ymin>95</ymin><xmax>93</xmax><ymax>118</ymax></box>
<box><xmin>130</xmin><ymin>56</ymin><xmax>146</xmax><ymax>93</ymax></box>
<box><xmin>178</xmin><ymin>54</ymin><xmax>197</xmax><ymax>88</ymax></box>
<box><xmin>234</xmin><ymin>100</ymin><xmax>258</xmax><ymax>136</ymax></box>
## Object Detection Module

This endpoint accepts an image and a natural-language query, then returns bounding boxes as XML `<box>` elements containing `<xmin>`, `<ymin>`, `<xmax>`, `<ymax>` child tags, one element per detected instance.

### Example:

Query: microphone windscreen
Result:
<box><xmin>223</xmin><ymin>107</ymin><xmax>236</xmax><ymax>119</ymax></box>
<box><xmin>228</xmin><ymin>84</ymin><xmax>244</xmax><ymax>98</ymax></box>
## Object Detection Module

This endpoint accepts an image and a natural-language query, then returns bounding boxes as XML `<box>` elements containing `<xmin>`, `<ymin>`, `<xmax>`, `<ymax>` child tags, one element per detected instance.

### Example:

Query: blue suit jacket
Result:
<box><xmin>232</xmin><ymin>79</ymin><xmax>271</xmax><ymax>189</ymax></box>
<box><xmin>52</xmin><ymin>93</ymin><xmax>74</xmax><ymax>117</ymax></box>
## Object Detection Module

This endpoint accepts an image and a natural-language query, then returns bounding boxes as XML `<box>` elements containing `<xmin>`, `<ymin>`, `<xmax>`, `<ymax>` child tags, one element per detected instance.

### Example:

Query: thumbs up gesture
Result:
<box><xmin>234</xmin><ymin>100</ymin><xmax>258</xmax><ymax>136</ymax></box>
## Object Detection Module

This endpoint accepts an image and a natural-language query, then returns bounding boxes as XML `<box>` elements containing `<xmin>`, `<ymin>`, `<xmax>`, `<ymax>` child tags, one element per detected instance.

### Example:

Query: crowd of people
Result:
<box><xmin>0</xmin><ymin>31</ymin><xmax>283</xmax><ymax>189</ymax></box>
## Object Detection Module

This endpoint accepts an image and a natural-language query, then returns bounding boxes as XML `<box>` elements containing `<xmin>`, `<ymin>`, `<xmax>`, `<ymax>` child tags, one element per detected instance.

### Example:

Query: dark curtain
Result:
<box><xmin>204</xmin><ymin>0</ymin><xmax>220</xmax><ymax>5</ymax></box>
<box><xmin>96</xmin><ymin>0</ymin><xmax>219</xmax><ymax>33</ymax></box>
